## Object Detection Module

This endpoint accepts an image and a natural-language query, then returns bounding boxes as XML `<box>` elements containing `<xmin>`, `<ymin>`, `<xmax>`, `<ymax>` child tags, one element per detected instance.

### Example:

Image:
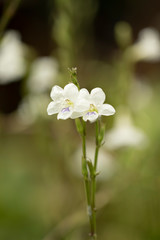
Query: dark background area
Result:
<box><xmin>3</xmin><ymin>0</ymin><xmax>160</xmax><ymax>57</ymax></box>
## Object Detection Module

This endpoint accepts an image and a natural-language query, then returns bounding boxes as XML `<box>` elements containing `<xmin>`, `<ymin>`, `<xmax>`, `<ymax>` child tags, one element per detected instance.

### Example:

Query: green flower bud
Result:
<box><xmin>68</xmin><ymin>67</ymin><xmax>80</xmax><ymax>90</ymax></box>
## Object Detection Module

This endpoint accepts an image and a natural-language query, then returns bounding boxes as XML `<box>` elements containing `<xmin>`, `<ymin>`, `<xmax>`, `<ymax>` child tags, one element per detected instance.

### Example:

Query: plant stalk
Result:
<box><xmin>90</xmin><ymin>120</ymin><xmax>101</xmax><ymax>239</ymax></box>
<box><xmin>0</xmin><ymin>0</ymin><xmax>22</xmax><ymax>40</ymax></box>
<box><xmin>81</xmin><ymin>120</ymin><xmax>97</xmax><ymax>239</ymax></box>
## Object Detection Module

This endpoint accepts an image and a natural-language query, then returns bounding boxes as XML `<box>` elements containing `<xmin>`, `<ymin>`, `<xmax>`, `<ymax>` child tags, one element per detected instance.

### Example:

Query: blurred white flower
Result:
<box><xmin>80</xmin><ymin>87</ymin><xmax>115</xmax><ymax>123</ymax></box>
<box><xmin>18</xmin><ymin>94</ymin><xmax>49</xmax><ymax>125</ymax></box>
<box><xmin>129</xmin><ymin>77</ymin><xmax>153</xmax><ymax>111</ymax></box>
<box><xmin>47</xmin><ymin>83</ymin><xmax>89</xmax><ymax>120</ymax></box>
<box><xmin>105</xmin><ymin>111</ymin><xmax>148</xmax><ymax>150</ymax></box>
<box><xmin>131</xmin><ymin>28</ymin><xmax>160</xmax><ymax>62</ymax></box>
<box><xmin>27</xmin><ymin>57</ymin><xmax>58</xmax><ymax>93</ymax></box>
<box><xmin>0</xmin><ymin>30</ymin><xmax>26</xmax><ymax>84</ymax></box>
<box><xmin>71</xmin><ymin>142</ymin><xmax>116</xmax><ymax>181</ymax></box>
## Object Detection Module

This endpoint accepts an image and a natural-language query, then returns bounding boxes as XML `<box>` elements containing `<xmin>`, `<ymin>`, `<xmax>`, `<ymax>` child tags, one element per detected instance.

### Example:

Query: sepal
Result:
<box><xmin>87</xmin><ymin>160</ymin><xmax>95</xmax><ymax>179</ymax></box>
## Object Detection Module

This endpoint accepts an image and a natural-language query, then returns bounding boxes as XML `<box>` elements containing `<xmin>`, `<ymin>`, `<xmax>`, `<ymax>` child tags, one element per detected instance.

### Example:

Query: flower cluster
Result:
<box><xmin>47</xmin><ymin>83</ymin><xmax>115</xmax><ymax>122</ymax></box>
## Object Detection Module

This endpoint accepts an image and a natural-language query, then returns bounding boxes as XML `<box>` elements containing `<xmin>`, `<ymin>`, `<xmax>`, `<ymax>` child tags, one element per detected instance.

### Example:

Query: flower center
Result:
<box><xmin>61</xmin><ymin>107</ymin><xmax>70</xmax><ymax>113</ymax></box>
<box><xmin>86</xmin><ymin>104</ymin><xmax>98</xmax><ymax>116</ymax></box>
<box><xmin>88</xmin><ymin>104</ymin><xmax>98</xmax><ymax>113</ymax></box>
<box><xmin>61</xmin><ymin>99</ymin><xmax>74</xmax><ymax>113</ymax></box>
<box><xmin>65</xmin><ymin>99</ymin><xmax>74</xmax><ymax>107</ymax></box>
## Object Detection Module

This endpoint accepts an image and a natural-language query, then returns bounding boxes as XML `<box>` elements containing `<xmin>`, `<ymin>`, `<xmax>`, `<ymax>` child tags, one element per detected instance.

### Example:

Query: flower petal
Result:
<box><xmin>63</xmin><ymin>83</ymin><xmax>78</xmax><ymax>102</ymax></box>
<box><xmin>74</xmin><ymin>88</ymin><xmax>90</xmax><ymax>112</ymax></box>
<box><xmin>99</xmin><ymin>104</ymin><xmax>116</xmax><ymax>116</ymax></box>
<box><xmin>71</xmin><ymin>111</ymin><xmax>83</xmax><ymax>119</ymax></box>
<box><xmin>47</xmin><ymin>101</ymin><xmax>62</xmax><ymax>115</ymax></box>
<box><xmin>57</xmin><ymin>107</ymin><xmax>73</xmax><ymax>120</ymax></box>
<box><xmin>74</xmin><ymin>98</ymin><xmax>90</xmax><ymax>112</ymax></box>
<box><xmin>83</xmin><ymin>111</ymin><xmax>99</xmax><ymax>123</ymax></box>
<box><xmin>91</xmin><ymin>88</ymin><xmax>106</xmax><ymax>105</ymax></box>
<box><xmin>50</xmin><ymin>85</ymin><xmax>63</xmax><ymax>101</ymax></box>
<box><xmin>79</xmin><ymin>88</ymin><xmax>90</xmax><ymax>99</ymax></box>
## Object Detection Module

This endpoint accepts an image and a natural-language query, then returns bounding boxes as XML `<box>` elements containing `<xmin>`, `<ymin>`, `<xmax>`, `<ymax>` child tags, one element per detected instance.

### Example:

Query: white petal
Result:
<box><xmin>47</xmin><ymin>101</ymin><xmax>61</xmax><ymax>115</ymax></box>
<box><xmin>50</xmin><ymin>85</ymin><xmax>63</xmax><ymax>101</ymax></box>
<box><xmin>63</xmin><ymin>83</ymin><xmax>78</xmax><ymax>102</ymax></box>
<box><xmin>91</xmin><ymin>88</ymin><xmax>106</xmax><ymax>105</ymax></box>
<box><xmin>74</xmin><ymin>88</ymin><xmax>90</xmax><ymax>112</ymax></box>
<box><xmin>74</xmin><ymin>98</ymin><xmax>90</xmax><ymax>112</ymax></box>
<box><xmin>70</xmin><ymin>111</ymin><xmax>83</xmax><ymax>119</ymax></box>
<box><xmin>99</xmin><ymin>104</ymin><xmax>116</xmax><ymax>116</ymax></box>
<box><xmin>83</xmin><ymin>112</ymin><xmax>99</xmax><ymax>123</ymax></box>
<box><xmin>79</xmin><ymin>88</ymin><xmax>90</xmax><ymax>99</ymax></box>
<box><xmin>57</xmin><ymin>107</ymin><xmax>73</xmax><ymax>120</ymax></box>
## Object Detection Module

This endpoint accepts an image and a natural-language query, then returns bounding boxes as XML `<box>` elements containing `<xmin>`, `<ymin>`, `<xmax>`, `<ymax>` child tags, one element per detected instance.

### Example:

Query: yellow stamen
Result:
<box><xmin>65</xmin><ymin>99</ymin><xmax>74</xmax><ymax>107</ymax></box>
<box><xmin>89</xmin><ymin>104</ymin><xmax>98</xmax><ymax>113</ymax></box>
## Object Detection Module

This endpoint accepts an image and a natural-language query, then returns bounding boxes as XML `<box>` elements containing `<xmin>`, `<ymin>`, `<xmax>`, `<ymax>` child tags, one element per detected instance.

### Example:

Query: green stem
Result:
<box><xmin>94</xmin><ymin>120</ymin><xmax>100</xmax><ymax>171</ymax></box>
<box><xmin>82</xmin><ymin>121</ymin><xmax>90</xmax><ymax>206</ymax></box>
<box><xmin>81</xmin><ymin>120</ymin><xmax>97</xmax><ymax>239</ymax></box>
<box><xmin>90</xmin><ymin>120</ymin><xmax>101</xmax><ymax>239</ymax></box>
<box><xmin>0</xmin><ymin>0</ymin><xmax>22</xmax><ymax>40</ymax></box>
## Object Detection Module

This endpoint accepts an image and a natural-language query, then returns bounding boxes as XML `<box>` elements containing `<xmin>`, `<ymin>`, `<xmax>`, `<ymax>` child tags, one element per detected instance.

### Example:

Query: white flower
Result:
<box><xmin>27</xmin><ymin>57</ymin><xmax>58</xmax><ymax>93</ymax></box>
<box><xmin>130</xmin><ymin>28</ymin><xmax>160</xmax><ymax>62</ymax></box>
<box><xmin>47</xmin><ymin>83</ymin><xmax>88</xmax><ymax>120</ymax></box>
<box><xmin>81</xmin><ymin>87</ymin><xmax>115</xmax><ymax>122</ymax></box>
<box><xmin>0</xmin><ymin>30</ymin><xmax>26</xmax><ymax>84</ymax></box>
<box><xmin>18</xmin><ymin>94</ymin><xmax>50</xmax><ymax>125</ymax></box>
<box><xmin>105</xmin><ymin>111</ymin><xmax>148</xmax><ymax>150</ymax></box>
<box><xmin>47</xmin><ymin>84</ymin><xmax>115</xmax><ymax>121</ymax></box>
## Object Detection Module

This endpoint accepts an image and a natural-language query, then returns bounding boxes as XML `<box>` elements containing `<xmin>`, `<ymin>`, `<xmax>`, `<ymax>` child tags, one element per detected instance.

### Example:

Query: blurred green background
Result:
<box><xmin>0</xmin><ymin>0</ymin><xmax>160</xmax><ymax>239</ymax></box>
